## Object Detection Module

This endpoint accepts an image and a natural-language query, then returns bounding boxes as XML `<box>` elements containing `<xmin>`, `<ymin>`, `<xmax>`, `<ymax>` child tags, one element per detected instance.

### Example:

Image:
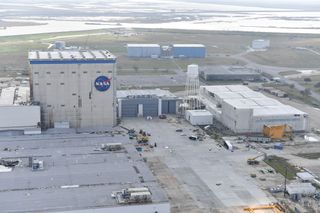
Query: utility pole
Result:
<box><xmin>284</xmin><ymin>166</ymin><xmax>288</xmax><ymax>198</ymax></box>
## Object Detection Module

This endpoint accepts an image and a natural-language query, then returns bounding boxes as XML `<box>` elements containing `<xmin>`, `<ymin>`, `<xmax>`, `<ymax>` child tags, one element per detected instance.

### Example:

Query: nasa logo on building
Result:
<box><xmin>94</xmin><ymin>76</ymin><xmax>111</xmax><ymax>92</ymax></box>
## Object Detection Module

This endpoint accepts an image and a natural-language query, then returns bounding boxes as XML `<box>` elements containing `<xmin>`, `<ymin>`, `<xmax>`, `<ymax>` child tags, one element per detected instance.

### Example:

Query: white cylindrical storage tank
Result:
<box><xmin>187</xmin><ymin>64</ymin><xmax>199</xmax><ymax>79</ymax></box>
<box><xmin>54</xmin><ymin>41</ymin><xmax>66</xmax><ymax>50</ymax></box>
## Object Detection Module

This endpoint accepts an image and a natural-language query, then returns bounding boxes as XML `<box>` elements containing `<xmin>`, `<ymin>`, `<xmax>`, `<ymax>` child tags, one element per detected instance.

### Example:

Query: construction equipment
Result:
<box><xmin>113</xmin><ymin>187</ymin><xmax>152</xmax><ymax>204</ymax></box>
<box><xmin>137</xmin><ymin>134</ymin><xmax>149</xmax><ymax>144</ymax></box>
<box><xmin>263</xmin><ymin>124</ymin><xmax>293</xmax><ymax>140</ymax></box>
<box><xmin>32</xmin><ymin>159</ymin><xmax>44</xmax><ymax>171</ymax></box>
<box><xmin>137</xmin><ymin>129</ymin><xmax>149</xmax><ymax>144</ymax></box>
<box><xmin>101</xmin><ymin>143</ymin><xmax>122</xmax><ymax>151</ymax></box>
<box><xmin>247</xmin><ymin>153</ymin><xmax>266</xmax><ymax>165</ymax></box>
<box><xmin>243</xmin><ymin>203</ymin><xmax>284</xmax><ymax>213</ymax></box>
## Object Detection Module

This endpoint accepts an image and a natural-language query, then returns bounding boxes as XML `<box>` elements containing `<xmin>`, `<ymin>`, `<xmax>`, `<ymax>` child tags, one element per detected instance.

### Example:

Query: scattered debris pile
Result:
<box><xmin>0</xmin><ymin>159</ymin><xmax>19</xmax><ymax>167</ymax></box>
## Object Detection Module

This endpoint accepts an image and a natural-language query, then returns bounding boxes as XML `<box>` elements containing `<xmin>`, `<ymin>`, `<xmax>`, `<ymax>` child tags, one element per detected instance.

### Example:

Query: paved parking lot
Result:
<box><xmin>122</xmin><ymin>117</ymin><xmax>276</xmax><ymax>212</ymax></box>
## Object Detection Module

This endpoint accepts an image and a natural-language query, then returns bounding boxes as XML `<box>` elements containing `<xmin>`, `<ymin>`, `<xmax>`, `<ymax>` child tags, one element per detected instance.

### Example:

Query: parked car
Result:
<box><xmin>189</xmin><ymin>135</ymin><xmax>198</xmax><ymax>140</ymax></box>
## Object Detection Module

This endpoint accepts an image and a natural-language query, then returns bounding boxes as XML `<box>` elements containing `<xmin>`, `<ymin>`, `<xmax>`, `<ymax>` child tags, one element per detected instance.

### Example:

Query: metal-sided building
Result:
<box><xmin>127</xmin><ymin>44</ymin><xmax>161</xmax><ymax>58</ymax></box>
<box><xmin>117</xmin><ymin>89</ymin><xmax>178</xmax><ymax>118</ymax></box>
<box><xmin>252</xmin><ymin>39</ymin><xmax>270</xmax><ymax>50</ymax></box>
<box><xmin>172</xmin><ymin>44</ymin><xmax>205</xmax><ymax>58</ymax></box>
<box><xmin>198</xmin><ymin>85</ymin><xmax>309</xmax><ymax>133</ymax></box>
<box><xmin>29</xmin><ymin>50</ymin><xmax>117</xmax><ymax>129</ymax></box>
<box><xmin>0</xmin><ymin>85</ymin><xmax>41</xmax><ymax>134</ymax></box>
<box><xmin>200</xmin><ymin>66</ymin><xmax>261</xmax><ymax>81</ymax></box>
<box><xmin>185</xmin><ymin>110</ymin><xmax>213</xmax><ymax>125</ymax></box>
<box><xmin>0</xmin><ymin>106</ymin><xmax>41</xmax><ymax>133</ymax></box>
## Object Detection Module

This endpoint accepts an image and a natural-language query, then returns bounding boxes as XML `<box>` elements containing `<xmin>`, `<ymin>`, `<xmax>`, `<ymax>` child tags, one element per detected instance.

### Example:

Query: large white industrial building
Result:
<box><xmin>198</xmin><ymin>85</ymin><xmax>308</xmax><ymax>133</ymax></box>
<box><xmin>29</xmin><ymin>50</ymin><xmax>117</xmax><ymax>129</ymax></box>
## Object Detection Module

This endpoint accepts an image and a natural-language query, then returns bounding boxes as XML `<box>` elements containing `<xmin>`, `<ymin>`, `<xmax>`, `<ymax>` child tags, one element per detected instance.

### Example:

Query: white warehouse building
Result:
<box><xmin>198</xmin><ymin>85</ymin><xmax>308</xmax><ymax>133</ymax></box>
<box><xmin>252</xmin><ymin>39</ymin><xmax>270</xmax><ymax>50</ymax></box>
<box><xmin>0</xmin><ymin>85</ymin><xmax>41</xmax><ymax>134</ymax></box>
<box><xmin>29</xmin><ymin>50</ymin><xmax>117</xmax><ymax>129</ymax></box>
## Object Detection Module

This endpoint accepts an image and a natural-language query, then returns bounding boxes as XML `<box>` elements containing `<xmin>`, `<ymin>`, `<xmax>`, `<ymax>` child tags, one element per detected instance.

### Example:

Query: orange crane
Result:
<box><xmin>244</xmin><ymin>203</ymin><xmax>284</xmax><ymax>213</ymax></box>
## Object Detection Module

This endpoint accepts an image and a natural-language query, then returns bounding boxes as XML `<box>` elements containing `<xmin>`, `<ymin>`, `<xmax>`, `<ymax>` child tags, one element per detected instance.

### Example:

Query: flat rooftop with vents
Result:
<box><xmin>28</xmin><ymin>50</ymin><xmax>116</xmax><ymax>63</ymax></box>
<box><xmin>199</xmin><ymin>85</ymin><xmax>309</xmax><ymax>133</ymax></box>
<box><xmin>0</xmin><ymin>133</ymin><xmax>169</xmax><ymax>213</ymax></box>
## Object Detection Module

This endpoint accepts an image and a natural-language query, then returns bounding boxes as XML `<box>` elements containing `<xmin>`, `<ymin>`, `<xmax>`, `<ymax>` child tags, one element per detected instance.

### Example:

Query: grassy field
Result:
<box><xmin>264</xmin><ymin>155</ymin><xmax>301</xmax><ymax>180</ymax></box>
<box><xmin>2</xmin><ymin>28</ymin><xmax>320</xmax><ymax>77</ymax></box>
<box><xmin>245</xmin><ymin>35</ymin><xmax>320</xmax><ymax>68</ymax></box>
<box><xmin>263</xmin><ymin>82</ymin><xmax>320</xmax><ymax>107</ymax></box>
<box><xmin>292</xmin><ymin>74</ymin><xmax>320</xmax><ymax>94</ymax></box>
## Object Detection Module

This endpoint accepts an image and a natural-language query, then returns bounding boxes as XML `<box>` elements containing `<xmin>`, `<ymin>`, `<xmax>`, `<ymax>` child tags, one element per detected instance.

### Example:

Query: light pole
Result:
<box><xmin>284</xmin><ymin>166</ymin><xmax>288</xmax><ymax>198</ymax></box>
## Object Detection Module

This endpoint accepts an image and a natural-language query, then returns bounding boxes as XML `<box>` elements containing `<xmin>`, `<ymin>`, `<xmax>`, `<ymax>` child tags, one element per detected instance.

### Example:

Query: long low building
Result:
<box><xmin>117</xmin><ymin>89</ymin><xmax>178</xmax><ymax>118</ymax></box>
<box><xmin>0</xmin><ymin>105</ymin><xmax>41</xmax><ymax>133</ymax></box>
<box><xmin>198</xmin><ymin>85</ymin><xmax>308</xmax><ymax>133</ymax></box>
<box><xmin>200</xmin><ymin>66</ymin><xmax>261</xmax><ymax>81</ymax></box>
<box><xmin>127</xmin><ymin>44</ymin><xmax>161</xmax><ymax>58</ymax></box>
<box><xmin>0</xmin><ymin>85</ymin><xmax>41</xmax><ymax>134</ymax></box>
<box><xmin>172</xmin><ymin>44</ymin><xmax>206</xmax><ymax>58</ymax></box>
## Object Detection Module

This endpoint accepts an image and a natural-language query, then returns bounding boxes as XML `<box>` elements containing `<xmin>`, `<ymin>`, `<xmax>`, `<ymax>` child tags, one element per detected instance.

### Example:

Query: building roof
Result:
<box><xmin>297</xmin><ymin>172</ymin><xmax>314</xmax><ymax>181</ymax></box>
<box><xmin>117</xmin><ymin>89</ymin><xmax>177</xmax><ymax>99</ymax></box>
<box><xmin>186</xmin><ymin>110</ymin><xmax>213</xmax><ymax>116</ymax></box>
<box><xmin>201</xmin><ymin>85</ymin><xmax>307</xmax><ymax>117</ymax></box>
<box><xmin>0</xmin><ymin>86</ymin><xmax>31</xmax><ymax>106</ymax></box>
<box><xmin>127</xmin><ymin>44</ymin><xmax>160</xmax><ymax>47</ymax></box>
<box><xmin>0</xmin><ymin>133</ymin><xmax>168</xmax><ymax>212</ymax></box>
<box><xmin>28</xmin><ymin>50</ymin><xmax>116</xmax><ymax>61</ymax></box>
<box><xmin>201</xmin><ymin>66</ymin><xmax>260</xmax><ymax>75</ymax></box>
<box><xmin>172</xmin><ymin>44</ymin><xmax>205</xmax><ymax>47</ymax></box>
<box><xmin>286</xmin><ymin>183</ymin><xmax>316</xmax><ymax>195</ymax></box>
<box><xmin>0</xmin><ymin>87</ymin><xmax>15</xmax><ymax>106</ymax></box>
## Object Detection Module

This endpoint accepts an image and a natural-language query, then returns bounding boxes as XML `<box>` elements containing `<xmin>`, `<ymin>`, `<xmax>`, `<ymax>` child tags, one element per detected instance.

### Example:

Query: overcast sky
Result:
<box><xmin>1</xmin><ymin>0</ymin><xmax>320</xmax><ymax>10</ymax></box>
<box><xmin>184</xmin><ymin>0</ymin><xmax>320</xmax><ymax>9</ymax></box>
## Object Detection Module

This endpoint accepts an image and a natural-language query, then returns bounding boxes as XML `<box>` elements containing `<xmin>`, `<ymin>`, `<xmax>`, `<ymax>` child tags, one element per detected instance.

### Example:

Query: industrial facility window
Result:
<box><xmin>35</xmin><ymin>83</ymin><xmax>39</xmax><ymax>86</ymax></box>
<box><xmin>46</xmin><ymin>72</ymin><xmax>51</xmax><ymax>74</ymax></box>
<box><xmin>60</xmin><ymin>71</ymin><xmax>64</xmax><ymax>74</ymax></box>
<box><xmin>108</xmin><ymin>70</ymin><xmax>112</xmax><ymax>73</ymax></box>
<box><xmin>34</xmin><ymin>72</ymin><xmax>39</xmax><ymax>74</ymax></box>
<box><xmin>46</xmin><ymin>83</ymin><xmax>51</xmax><ymax>85</ymax></box>
<box><xmin>72</xmin><ymin>71</ymin><xmax>76</xmax><ymax>74</ymax></box>
<box><xmin>47</xmin><ymin>105</ymin><xmax>52</xmax><ymax>107</ymax></box>
<box><xmin>83</xmin><ymin>71</ymin><xmax>88</xmax><ymax>74</ymax></box>
<box><xmin>96</xmin><ymin>71</ymin><xmax>101</xmax><ymax>73</ymax></box>
<box><xmin>61</xmin><ymin>104</ymin><xmax>65</xmax><ymax>107</ymax></box>
<box><xmin>60</xmin><ymin>83</ymin><xmax>65</xmax><ymax>85</ymax></box>
<box><xmin>72</xmin><ymin>93</ymin><xmax>76</xmax><ymax>96</ymax></box>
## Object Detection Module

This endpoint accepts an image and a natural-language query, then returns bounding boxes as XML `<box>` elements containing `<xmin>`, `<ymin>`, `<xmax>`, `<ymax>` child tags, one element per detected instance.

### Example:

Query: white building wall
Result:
<box><xmin>221</xmin><ymin>101</ymin><xmax>252</xmax><ymax>133</ymax></box>
<box><xmin>56</xmin><ymin>202</ymin><xmax>170</xmax><ymax>213</ymax></box>
<box><xmin>252</xmin><ymin>39</ymin><xmax>270</xmax><ymax>49</ymax></box>
<box><xmin>30</xmin><ymin>62</ymin><xmax>116</xmax><ymax>129</ymax></box>
<box><xmin>252</xmin><ymin>114</ymin><xmax>309</xmax><ymax>133</ymax></box>
<box><xmin>0</xmin><ymin>106</ymin><xmax>40</xmax><ymax>130</ymax></box>
<box><xmin>185</xmin><ymin>110</ymin><xmax>213</xmax><ymax>125</ymax></box>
